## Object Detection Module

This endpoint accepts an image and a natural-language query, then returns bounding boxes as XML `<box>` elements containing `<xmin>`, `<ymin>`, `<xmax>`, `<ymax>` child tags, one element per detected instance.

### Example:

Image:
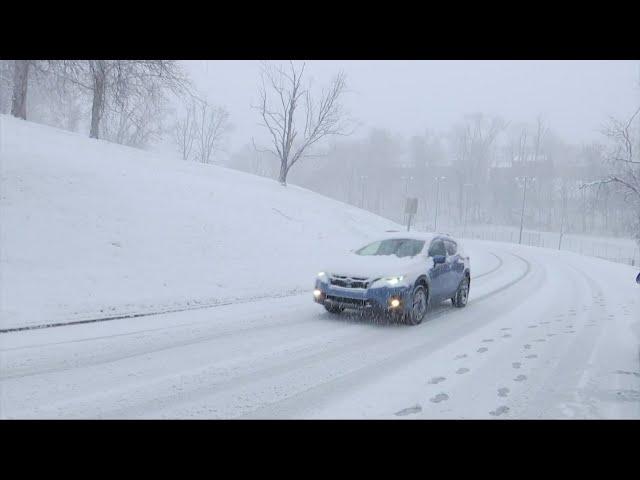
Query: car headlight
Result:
<box><xmin>384</xmin><ymin>275</ymin><xmax>404</xmax><ymax>286</ymax></box>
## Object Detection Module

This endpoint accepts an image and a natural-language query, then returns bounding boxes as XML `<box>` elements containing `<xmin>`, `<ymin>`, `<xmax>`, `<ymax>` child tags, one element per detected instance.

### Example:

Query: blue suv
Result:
<box><xmin>313</xmin><ymin>233</ymin><xmax>471</xmax><ymax>325</ymax></box>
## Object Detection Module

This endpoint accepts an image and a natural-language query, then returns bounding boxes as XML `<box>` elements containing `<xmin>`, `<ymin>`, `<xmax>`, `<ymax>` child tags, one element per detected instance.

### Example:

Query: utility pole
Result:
<box><xmin>517</xmin><ymin>176</ymin><xmax>534</xmax><ymax>245</ymax></box>
<box><xmin>433</xmin><ymin>176</ymin><xmax>446</xmax><ymax>232</ymax></box>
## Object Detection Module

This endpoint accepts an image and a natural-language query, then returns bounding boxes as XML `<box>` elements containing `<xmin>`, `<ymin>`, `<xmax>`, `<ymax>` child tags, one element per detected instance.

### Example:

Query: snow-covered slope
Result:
<box><xmin>0</xmin><ymin>115</ymin><xmax>401</xmax><ymax>329</ymax></box>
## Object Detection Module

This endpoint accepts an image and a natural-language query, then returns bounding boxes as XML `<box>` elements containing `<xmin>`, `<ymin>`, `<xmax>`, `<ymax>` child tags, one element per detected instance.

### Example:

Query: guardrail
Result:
<box><xmin>439</xmin><ymin>226</ymin><xmax>640</xmax><ymax>267</ymax></box>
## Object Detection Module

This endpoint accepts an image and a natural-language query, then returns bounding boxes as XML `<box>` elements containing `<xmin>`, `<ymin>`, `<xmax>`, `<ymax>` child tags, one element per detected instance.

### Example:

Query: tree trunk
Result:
<box><xmin>11</xmin><ymin>60</ymin><xmax>30</xmax><ymax>120</ymax></box>
<box><xmin>278</xmin><ymin>160</ymin><xmax>288</xmax><ymax>186</ymax></box>
<box><xmin>90</xmin><ymin>61</ymin><xmax>106</xmax><ymax>139</ymax></box>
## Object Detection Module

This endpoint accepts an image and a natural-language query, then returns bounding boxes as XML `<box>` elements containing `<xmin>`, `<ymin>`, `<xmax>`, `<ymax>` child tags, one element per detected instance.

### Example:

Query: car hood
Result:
<box><xmin>325</xmin><ymin>253</ymin><xmax>427</xmax><ymax>279</ymax></box>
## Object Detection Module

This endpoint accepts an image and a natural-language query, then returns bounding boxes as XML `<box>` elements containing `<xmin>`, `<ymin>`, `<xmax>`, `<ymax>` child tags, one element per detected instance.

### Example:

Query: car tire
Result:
<box><xmin>405</xmin><ymin>285</ymin><xmax>428</xmax><ymax>325</ymax></box>
<box><xmin>324</xmin><ymin>304</ymin><xmax>344</xmax><ymax>314</ymax></box>
<box><xmin>452</xmin><ymin>276</ymin><xmax>470</xmax><ymax>308</ymax></box>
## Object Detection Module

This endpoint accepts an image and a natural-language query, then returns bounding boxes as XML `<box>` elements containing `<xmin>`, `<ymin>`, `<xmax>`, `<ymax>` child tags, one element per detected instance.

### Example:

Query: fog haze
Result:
<box><xmin>185</xmin><ymin>60</ymin><xmax>640</xmax><ymax>151</ymax></box>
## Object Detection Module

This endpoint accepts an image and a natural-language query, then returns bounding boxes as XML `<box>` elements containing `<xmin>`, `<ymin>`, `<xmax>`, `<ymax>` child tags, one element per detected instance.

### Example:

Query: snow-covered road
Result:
<box><xmin>1</xmin><ymin>241</ymin><xmax>639</xmax><ymax>419</ymax></box>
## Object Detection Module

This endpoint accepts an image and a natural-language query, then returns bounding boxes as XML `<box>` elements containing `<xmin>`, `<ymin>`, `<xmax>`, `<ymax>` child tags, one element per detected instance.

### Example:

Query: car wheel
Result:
<box><xmin>452</xmin><ymin>276</ymin><xmax>470</xmax><ymax>308</ymax></box>
<box><xmin>406</xmin><ymin>285</ymin><xmax>428</xmax><ymax>325</ymax></box>
<box><xmin>324</xmin><ymin>304</ymin><xmax>344</xmax><ymax>314</ymax></box>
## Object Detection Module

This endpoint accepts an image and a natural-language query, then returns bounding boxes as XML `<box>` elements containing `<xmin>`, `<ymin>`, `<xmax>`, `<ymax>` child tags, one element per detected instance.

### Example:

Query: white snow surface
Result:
<box><xmin>1</xmin><ymin>116</ymin><xmax>639</xmax><ymax>419</ymax></box>
<box><xmin>1</xmin><ymin>115</ymin><xmax>400</xmax><ymax>329</ymax></box>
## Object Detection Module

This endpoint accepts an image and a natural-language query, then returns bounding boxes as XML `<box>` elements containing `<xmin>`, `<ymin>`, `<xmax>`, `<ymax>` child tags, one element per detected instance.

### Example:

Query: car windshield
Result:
<box><xmin>355</xmin><ymin>239</ymin><xmax>425</xmax><ymax>258</ymax></box>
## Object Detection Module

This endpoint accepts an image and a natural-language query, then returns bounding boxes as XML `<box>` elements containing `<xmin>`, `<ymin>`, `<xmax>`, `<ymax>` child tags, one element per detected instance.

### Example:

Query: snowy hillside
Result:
<box><xmin>0</xmin><ymin>115</ymin><xmax>400</xmax><ymax>329</ymax></box>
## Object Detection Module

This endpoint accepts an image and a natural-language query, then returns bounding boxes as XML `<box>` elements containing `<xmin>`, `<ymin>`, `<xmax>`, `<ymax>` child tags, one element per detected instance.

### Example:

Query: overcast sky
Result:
<box><xmin>183</xmin><ymin>60</ymin><xmax>640</xmax><ymax>153</ymax></box>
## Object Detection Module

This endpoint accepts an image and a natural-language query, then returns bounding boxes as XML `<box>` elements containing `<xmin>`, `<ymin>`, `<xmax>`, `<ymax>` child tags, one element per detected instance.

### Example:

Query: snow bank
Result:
<box><xmin>0</xmin><ymin>115</ymin><xmax>402</xmax><ymax>329</ymax></box>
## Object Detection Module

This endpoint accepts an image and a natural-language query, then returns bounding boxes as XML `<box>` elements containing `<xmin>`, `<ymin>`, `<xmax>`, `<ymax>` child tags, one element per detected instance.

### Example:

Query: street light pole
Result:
<box><xmin>517</xmin><ymin>176</ymin><xmax>533</xmax><ymax>245</ymax></box>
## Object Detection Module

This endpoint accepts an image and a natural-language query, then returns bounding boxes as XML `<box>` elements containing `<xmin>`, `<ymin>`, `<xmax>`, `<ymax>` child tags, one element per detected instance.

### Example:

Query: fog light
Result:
<box><xmin>313</xmin><ymin>289</ymin><xmax>322</xmax><ymax>298</ymax></box>
<box><xmin>390</xmin><ymin>298</ymin><xmax>401</xmax><ymax>308</ymax></box>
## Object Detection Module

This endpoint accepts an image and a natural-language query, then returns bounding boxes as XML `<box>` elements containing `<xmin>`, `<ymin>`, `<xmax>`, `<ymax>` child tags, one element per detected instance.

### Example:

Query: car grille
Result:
<box><xmin>326</xmin><ymin>295</ymin><xmax>370</xmax><ymax>308</ymax></box>
<box><xmin>329</xmin><ymin>275</ymin><xmax>370</xmax><ymax>289</ymax></box>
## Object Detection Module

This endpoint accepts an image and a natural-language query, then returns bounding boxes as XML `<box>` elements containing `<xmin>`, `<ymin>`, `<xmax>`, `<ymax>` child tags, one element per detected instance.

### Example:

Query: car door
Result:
<box><xmin>444</xmin><ymin>240</ymin><xmax>464</xmax><ymax>297</ymax></box>
<box><xmin>427</xmin><ymin>238</ymin><xmax>449</xmax><ymax>300</ymax></box>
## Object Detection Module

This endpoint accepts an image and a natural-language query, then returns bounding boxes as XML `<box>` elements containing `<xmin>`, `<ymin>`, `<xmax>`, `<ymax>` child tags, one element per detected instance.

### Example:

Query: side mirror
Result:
<box><xmin>636</xmin><ymin>272</ymin><xmax>640</xmax><ymax>284</ymax></box>
<box><xmin>433</xmin><ymin>255</ymin><xmax>446</xmax><ymax>265</ymax></box>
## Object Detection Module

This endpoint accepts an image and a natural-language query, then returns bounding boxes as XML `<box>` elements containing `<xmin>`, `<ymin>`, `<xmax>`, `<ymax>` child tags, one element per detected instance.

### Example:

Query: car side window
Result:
<box><xmin>428</xmin><ymin>239</ymin><xmax>446</xmax><ymax>257</ymax></box>
<box><xmin>396</xmin><ymin>240</ymin><xmax>420</xmax><ymax>258</ymax></box>
<box><xmin>445</xmin><ymin>240</ymin><xmax>457</xmax><ymax>256</ymax></box>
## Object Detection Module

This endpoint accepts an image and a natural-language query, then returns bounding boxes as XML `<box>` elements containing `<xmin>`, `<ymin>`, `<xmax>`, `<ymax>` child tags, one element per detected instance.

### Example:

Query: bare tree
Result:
<box><xmin>174</xmin><ymin>100</ymin><xmax>197</xmax><ymax>161</ymax></box>
<box><xmin>518</xmin><ymin>127</ymin><xmax>528</xmax><ymax>163</ymax></box>
<box><xmin>10</xmin><ymin>60</ymin><xmax>31</xmax><ymax>119</ymax></box>
<box><xmin>173</xmin><ymin>97</ymin><xmax>230</xmax><ymax>164</ymax></box>
<box><xmin>533</xmin><ymin>115</ymin><xmax>547</xmax><ymax>162</ymax></box>
<box><xmin>0</xmin><ymin>60</ymin><xmax>14</xmax><ymax>114</ymax></box>
<box><xmin>451</xmin><ymin>124</ymin><xmax>472</xmax><ymax>222</ymax></box>
<box><xmin>9</xmin><ymin>60</ymin><xmax>64</xmax><ymax>121</ymax></box>
<box><xmin>58</xmin><ymin>60</ymin><xmax>190</xmax><ymax>140</ymax></box>
<box><xmin>254</xmin><ymin>61</ymin><xmax>351</xmax><ymax>186</ymax></box>
<box><xmin>583</xmin><ymin>107</ymin><xmax>640</xmax><ymax>244</ymax></box>
<box><xmin>89</xmin><ymin>60</ymin><xmax>107</xmax><ymax>138</ymax></box>
<box><xmin>26</xmin><ymin>63</ymin><xmax>88</xmax><ymax>132</ymax></box>
<box><xmin>195</xmin><ymin>101</ymin><xmax>230</xmax><ymax>164</ymax></box>
<box><xmin>593</xmin><ymin>109</ymin><xmax>640</xmax><ymax>197</ymax></box>
<box><xmin>450</xmin><ymin>114</ymin><xmax>506</xmax><ymax>223</ymax></box>
<box><xmin>101</xmin><ymin>78</ymin><xmax>171</xmax><ymax>148</ymax></box>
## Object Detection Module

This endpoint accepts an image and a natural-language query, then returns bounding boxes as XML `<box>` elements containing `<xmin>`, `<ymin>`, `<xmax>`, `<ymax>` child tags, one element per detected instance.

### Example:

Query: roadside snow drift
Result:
<box><xmin>0</xmin><ymin>115</ymin><xmax>403</xmax><ymax>329</ymax></box>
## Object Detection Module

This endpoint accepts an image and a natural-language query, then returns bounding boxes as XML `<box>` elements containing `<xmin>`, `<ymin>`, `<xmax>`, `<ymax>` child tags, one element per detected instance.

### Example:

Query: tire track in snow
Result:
<box><xmin>473</xmin><ymin>252</ymin><xmax>503</xmax><ymax>280</ymax></box>
<box><xmin>2</xmin><ymin>251</ymin><xmax>527</xmax><ymax>419</ymax></box>
<box><xmin>227</xmin><ymin>252</ymin><xmax>534</xmax><ymax>418</ymax></box>
<box><xmin>0</xmin><ymin>252</ymin><xmax>516</xmax><ymax>382</ymax></box>
<box><xmin>1</xmin><ymin>251</ymin><xmax>504</xmax><ymax>336</ymax></box>
<box><xmin>4</xmin><ymin>251</ymin><xmax>530</xmax><ymax>417</ymax></box>
<box><xmin>508</xmin><ymin>259</ymin><xmax>615</xmax><ymax>418</ymax></box>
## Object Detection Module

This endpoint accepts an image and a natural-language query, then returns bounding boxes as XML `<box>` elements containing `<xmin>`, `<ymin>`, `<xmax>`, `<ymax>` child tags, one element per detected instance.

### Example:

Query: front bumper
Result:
<box><xmin>314</xmin><ymin>278</ymin><xmax>412</xmax><ymax>313</ymax></box>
